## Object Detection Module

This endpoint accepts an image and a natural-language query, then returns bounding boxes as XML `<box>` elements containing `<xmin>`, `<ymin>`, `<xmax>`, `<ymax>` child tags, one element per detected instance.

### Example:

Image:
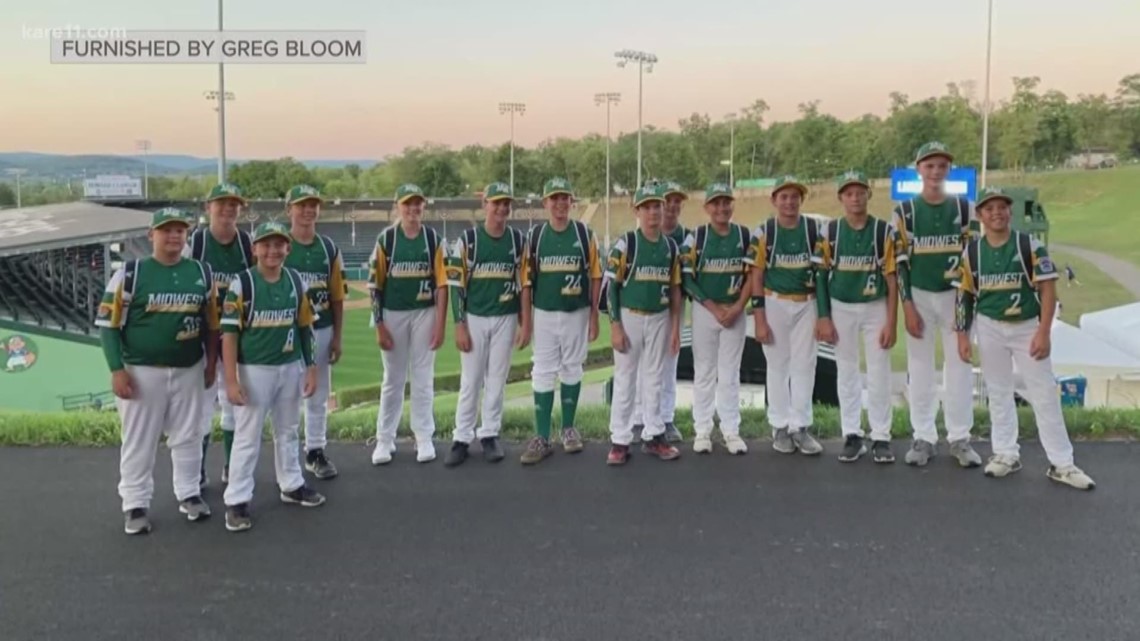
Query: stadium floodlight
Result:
<box><xmin>4</xmin><ymin>168</ymin><xmax>27</xmax><ymax>209</ymax></box>
<box><xmin>614</xmin><ymin>49</ymin><xmax>658</xmax><ymax>187</ymax></box>
<box><xmin>499</xmin><ymin>102</ymin><xmax>526</xmax><ymax>196</ymax></box>
<box><xmin>980</xmin><ymin>0</ymin><xmax>994</xmax><ymax>187</ymax></box>
<box><xmin>724</xmin><ymin>112</ymin><xmax>737</xmax><ymax>188</ymax></box>
<box><xmin>203</xmin><ymin>90</ymin><xmax>235</xmax><ymax>183</ymax></box>
<box><xmin>594</xmin><ymin>92</ymin><xmax>621</xmax><ymax>250</ymax></box>
<box><xmin>135</xmin><ymin>139</ymin><xmax>151</xmax><ymax>200</ymax></box>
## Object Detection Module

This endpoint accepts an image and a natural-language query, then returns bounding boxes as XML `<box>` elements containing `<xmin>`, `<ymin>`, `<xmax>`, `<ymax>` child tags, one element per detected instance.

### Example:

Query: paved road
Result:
<box><xmin>2</xmin><ymin>442</ymin><xmax>1138</xmax><ymax>641</ymax></box>
<box><xmin>1053</xmin><ymin>244</ymin><xmax>1140</xmax><ymax>299</ymax></box>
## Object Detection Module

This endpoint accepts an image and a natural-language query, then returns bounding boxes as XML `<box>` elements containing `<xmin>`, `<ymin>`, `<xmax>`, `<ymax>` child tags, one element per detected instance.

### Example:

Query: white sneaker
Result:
<box><xmin>416</xmin><ymin>440</ymin><xmax>436</xmax><ymax>463</ymax></box>
<box><xmin>1046</xmin><ymin>464</ymin><xmax>1096</xmax><ymax>490</ymax></box>
<box><xmin>723</xmin><ymin>434</ymin><xmax>748</xmax><ymax>455</ymax></box>
<box><xmin>371</xmin><ymin>440</ymin><xmax>394</xmax><ymax>465</ymax></box>
<box><xmin>983</xmin><ymin>454</ymin><xmax>1022</xmax><ymax>478</ymax></box>
<box><xmin>693</xmin><ymin>435</ymin><xmax>713</xmax><ymax>454</ymax></box>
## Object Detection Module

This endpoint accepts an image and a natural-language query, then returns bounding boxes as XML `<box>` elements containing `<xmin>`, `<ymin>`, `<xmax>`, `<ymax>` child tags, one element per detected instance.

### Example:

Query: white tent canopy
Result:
<box><xmin>1080</xmin><ymin>303</ymin><xmax>1140</xmax><ymax>361</ymax></box>
<box><xmin>1042</xmin><ymin>316</ymin><xmax>1140</xmax><ymax>408</ymax></box>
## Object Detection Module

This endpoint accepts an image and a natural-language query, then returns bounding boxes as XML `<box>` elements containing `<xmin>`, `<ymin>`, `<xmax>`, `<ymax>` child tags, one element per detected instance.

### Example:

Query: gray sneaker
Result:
<box><xmin>225</xmin><ymin>503</ymin><xmax>252</xmax><ymax>532</ymax></box>
<box><xmin>905</xmin><ymin>440</ymin><xmax>936</xmax><ymax>466</ymax></box>
<box><xmin>124</xmin><ymin>508</ymin><xmax>151</xmax><ymax>535</ymax></box>
<box><xmin>791</xmin><ymin>428</ymin><xmax>823</xmax><ymax>456</ymax></box>
<box><xmin>178</xmin><ymin>496</ymin><xmax>211</xmax><ymax>521</ymax></box>
<box><xmin>663</xmin><ymin>422</ymin><xmax>683</xmax><ymax>443</ymax></box>
<box><xmin>772</xmin><ymin>428</ymin><xmax>796</xmax><ymax>454</ymax></box>
<box><xmin>949</xmin><ymin>439</ymin><xmax>982</xmax><ymax>468</ymax></box>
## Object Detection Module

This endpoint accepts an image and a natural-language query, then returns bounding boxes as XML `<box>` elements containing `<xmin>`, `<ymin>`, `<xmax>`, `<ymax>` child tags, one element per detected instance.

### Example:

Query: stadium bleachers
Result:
<box><xmin>0</xmin><ymin>245</ymin><xmax>104</xmax><ymax>336</ymax></box>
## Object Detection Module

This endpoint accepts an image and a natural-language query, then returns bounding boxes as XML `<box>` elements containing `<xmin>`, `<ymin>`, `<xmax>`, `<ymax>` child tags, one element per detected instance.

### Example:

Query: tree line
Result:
<box><xmin>2</xmin><ymin>73</ymin><xmax>1137</xmax><ymax>208</ymax></box>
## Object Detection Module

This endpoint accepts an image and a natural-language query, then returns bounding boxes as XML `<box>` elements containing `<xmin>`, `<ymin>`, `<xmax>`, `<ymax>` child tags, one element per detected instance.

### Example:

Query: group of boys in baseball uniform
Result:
<box><xmin>98</xmin><ymin>140</ymin><xmax>1095</xmax><ymax>535</ymax></box>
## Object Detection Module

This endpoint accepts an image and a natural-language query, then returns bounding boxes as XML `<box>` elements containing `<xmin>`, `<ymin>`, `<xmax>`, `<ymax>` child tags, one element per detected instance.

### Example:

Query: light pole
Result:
<box><xmin>980</xmin><ymin>0</ymin><xmax>994</xmax><ymax>187</ymax></box>
<box><xmin>725</xmin><ymin>112</ymin><xmax>737</xmax><ymax>189</ymax></box>
<box><xmin>499</xmin><ymin>102</ymin><xmax>526</xmax><ymax>196</ymax></box>
<box><xmin>135</xmin><ymin>139</ymin><xmax>151</xmax><ymax>199</ymax></box>
<box><xmin>5</xmin><ymin>168</ymin><xmax>26</xmax><ymax>209</ymax></box>
<box><xmin>615</xmin><ymin>49</ymin><xmax>657</xmax><ymax>188</ymax></box>
<box><xmin>204</xmin><ymin>90</ymin><xmax>235</xmax><ymax>182</ymax></box>
<box><xmin>595</xmin><ymin>92</ymin><xmax>621</xmax><ymax>251</ymax></box>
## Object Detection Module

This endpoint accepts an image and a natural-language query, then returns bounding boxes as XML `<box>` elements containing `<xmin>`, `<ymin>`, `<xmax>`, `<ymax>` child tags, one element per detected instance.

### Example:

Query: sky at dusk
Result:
<box><xmin>1</xmin><ymin>0</ymin><xmax>1137</xmax><ymax>160</ymax></box>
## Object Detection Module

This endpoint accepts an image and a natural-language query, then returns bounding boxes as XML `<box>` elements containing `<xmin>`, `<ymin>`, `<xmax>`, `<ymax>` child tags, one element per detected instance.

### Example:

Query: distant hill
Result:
<box><xmin>0</xmin><ymin>152</ymin><xmax>378</xmax><ymax>179</ymax></box>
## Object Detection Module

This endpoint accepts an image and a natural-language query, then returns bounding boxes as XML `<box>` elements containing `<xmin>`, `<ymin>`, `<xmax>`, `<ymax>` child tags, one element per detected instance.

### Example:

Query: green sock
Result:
<box><xmin>222</xmin><ymin>430</ymin><xmax>235</xmax><ymax>464</ymax></box>
<box><xmin>534</xmin><ymin>391</ymin><xmax>555</xmax><ymax>440</ymax></box>
<box><xmin>561</xmin><ymin>382</ymin><xmax>581</xmax><ymax>428</ymax></box>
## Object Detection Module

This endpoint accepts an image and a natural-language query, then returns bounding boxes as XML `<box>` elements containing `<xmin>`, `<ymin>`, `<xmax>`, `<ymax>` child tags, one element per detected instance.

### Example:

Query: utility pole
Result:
<box><xmin>5</xmin><ymin>168</ymin><xmax>27</xmax><ymax>209</ymax></box>
<box><xmin>981</xmin><ymin>0</ymin><xmax>994</xmax><ymax>187</ymax></box>
<box><xmin>499</xmin><ymin>102</ymin><xmax>526</xmax><ymax>195</ymax></box>
<box><xmin>135</xmin><ymin>139</ymin><xmax>151</xmax><ymax>199</ymax></box>
<box><xmin>595</xmin><ymin>92</ymin><xmax>621</xmax><ymax>251</ymax></box>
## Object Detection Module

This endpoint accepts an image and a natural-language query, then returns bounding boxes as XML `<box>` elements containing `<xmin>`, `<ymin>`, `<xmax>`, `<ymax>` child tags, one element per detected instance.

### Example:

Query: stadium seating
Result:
<box><xmin>0</xmin><ymin>245</ymin><xmax>103</xmax><ymax>336</ymax></box>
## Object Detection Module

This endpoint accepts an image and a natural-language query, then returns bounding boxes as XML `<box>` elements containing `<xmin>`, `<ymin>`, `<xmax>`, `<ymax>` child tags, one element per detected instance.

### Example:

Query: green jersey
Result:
<box><xmin>892</xmin><ymin>196</ymin><xmax>973</xmax><ymax>292</ymax></box>
<box><xmin>285</xmin><ymin>234</ymin><xmax>347</xmax><ymax>331</ymax></box>
<box><xmin>185</xmin><ymin>227</ymin><xmax>253</xmax><ymax>301</ymax></box>
<box><xmin>663</xmin><ymin>223</ymin><xmax>688</xmax><ymax>250</ymax></box>
<box><xmin>222</xmin><ymin>268</ymin><xmax>317</xmax><ymax>366</ymax></box>
<box><xmin>604</xmin><ymin>228</ymin><xmax>681</xmax><ymax>314</ymax></box>
<box><xmin>955</xmin><ymin>232</ymin><xmax>1057</xmax><ymax>322</ymax></box>
<box><xmin>679</xmin><ymin>223</ymin><xmax>751</xmax><ymax>304</ymax></box>
<box><xmin>96</xmin><ymin>257</ymin><xmax>218</xmax><ymax>368</ymax></box>
<box><xmin>369</xmin><ymin>224</ymin><xmax>447</xmax><ymax>316</ymax></box>
<box><xmin>445</xmin><ymin>224</ymin><xmax>524</xmax><ymax>318</ymax></box>
<box><xmin>745</xmin><ymin>217</ymin><xmax>817</xmax><ymax>296</ymax></box>
<box><xmin>813</xmin><ymin>216</ymin><xmax>901</xmax><ymax>304</ymax></box>
<box><xmin>522</xmin><ymin>220</ymin><xmax>602</xmax><ymax>313</ymax></box>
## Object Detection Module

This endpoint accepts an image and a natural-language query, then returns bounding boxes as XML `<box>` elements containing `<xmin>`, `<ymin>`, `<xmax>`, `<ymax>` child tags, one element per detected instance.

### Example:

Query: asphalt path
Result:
<box><xmin>2</xmin><ymin>441</ymin><xmax>1139</xmax><ymax>641</ymax></box>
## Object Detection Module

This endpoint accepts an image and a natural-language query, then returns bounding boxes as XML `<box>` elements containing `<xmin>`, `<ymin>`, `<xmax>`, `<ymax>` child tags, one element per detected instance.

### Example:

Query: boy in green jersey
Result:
<box><xmin>97</xmin><ymin>208</ymin><xmax>219</xmax><ymax>535</ymax></box>
<box><xmin>632</xmin><ymin>180</ymin><xmax>688</xmax><ymax>443</ymax></box>
<box><xmin>221</xmin><ymin>222</ymin><xmax>324</xmax><ymax>532</ymax></box>
<box><xmin>185</xmin><ymin>182</ymin><xmax>255</xmax><ymax>487</ymax></box>
<box><xmin>893</xmin><ymin>142</ymin><xmax>981</xmax><ymax>468</ymax></box>
<box><xmin>953</xmin><ymin>187</ymin><xmax>1095</xmax><ymax>490</ymax></box>
<box><xmin>443</xmin><ymin>182</ymin><xmax>528</xmax><ymax>467</ymax></box>
<box><xmin>681</xmin><ymin>183</ymin><xmax>752</xmax><ymax>455</ymax></box>
<box><xmin>814</xmin><ymin>171</ymin><xmax>901</xmax><ymax>463</ymax></box>
<box><xmin>604</xmin><ymin>185</ymin><xmax>683</xmax><ymax>465</ymax></box>
<box><xmin>284</xmin><ymin>184</ymin><xmax>347</xmax><ymax>480</ymax></box>
<box><xmin>368</xmin><ymin>184</ymin><xmax>449</xmax><ymax>465</ymax></box>
<box><xmin>745</xmin><ymin>176</ymin><xmax>824</xmax><ymax>456</ymax></box>
<box><xmin>518</xmin><ymin>178</ymin><xmax>602</xmax><ymax>465</ymax></box>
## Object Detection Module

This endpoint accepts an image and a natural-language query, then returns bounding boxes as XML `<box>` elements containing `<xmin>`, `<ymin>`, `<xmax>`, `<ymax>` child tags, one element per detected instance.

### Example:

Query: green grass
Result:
<box><xmin>1048</xmin><ymin>250</ymin><xmax>1136</xmax><ymax>324</ymax></box>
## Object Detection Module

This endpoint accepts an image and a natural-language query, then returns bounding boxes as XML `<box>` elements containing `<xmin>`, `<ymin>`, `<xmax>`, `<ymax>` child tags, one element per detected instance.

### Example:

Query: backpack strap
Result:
<box><xmin>238</xmin><ymin>269</ymin><xmax>255</xmax><ymax>327</ymax></box>
<box><xmin>826</xmin><ymin>219</ymin><xmax>839</xmax><ymax>262</ymax></box>
<box><xmin>319</xmin><ymin>234</ymin><xmax>337</xmax><ymax>270</ymax></box>
<box><xmin>805</xmin><ymin>217</ymin><xmax>819</xmax><ymax>256</ymax></box>
<box><xmin>956</xmin><ymin>196</ymin><xmax>971</xmax><ymax>232</ymax></box>
<box><xmin>189</xmin><ymin>228</ymin><xmax>205</xmax><ymax>261</ymax></box>
<box><xmin>1016</xmin><ymin>232</ymin><xmax>1035</xmax><ymax>284</ymax></box>
<box><xmin>237</xmin><ymin>229</ymin><xmax>254</xmax><ymax>267</ymax></box>
<box><xmin>966</xmin><ymin>239</ymin><xmax>980</xmax><ymax>289</ymax></box>
<box><xmin>573</xmin><ymin>221</ymin><xmax>591</xmax><ymax>275</ymax></box>
<box><xmin>285</xmin><ymin>267</ymin><xmax>306</xmax><ymax>317</ymax></box>
<box><xmin>380</xmin><ymin>225</ymin><xmax>397</xmax><ymax>276</ymax></box>
<box><xmin>621</xmin><ymin>230</ymin><xmax>638</xmax><ymax>286</ymax></box>
<box><xmin>122</xmin><ymin>259</ymin><xmax>141</xmax><ymax>299</ymax></box>
<box><xmin>695</xmin><ymin>225</ymin><xmax>708</xmax><ymax>267</ymax></box>
<box><xmin>528</xmin><ymin>223</ymin><xmax>546</xmax><ymax>277</ymax></box>
<box><xmin>900</xmin><ymin>199</ymin><xmax>915</xmax><ymax>235</ymax></box>
<box><xmin>875</xmin><ymin>218</ymin><xmax>890</xmax><ymax>266</ymax></box>
<box><xmin>463</xmin><ymin>227</ymin><xmax>478</xmax><ymax>271</ymax></box>
<box><xmin>738</xmin><ymin>223</ymin><xmax>751</xmax><ymax>256</ymax></box>
<box><xmin>764</xmin><ymin>218</ymin><xmax>777</xmax><ymax>268</ymax></box>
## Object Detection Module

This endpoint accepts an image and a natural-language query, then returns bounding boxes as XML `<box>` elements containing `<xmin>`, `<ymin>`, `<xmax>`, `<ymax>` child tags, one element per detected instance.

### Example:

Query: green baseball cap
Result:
<box><xmin>633</xmin><ymin>184</ymin><xmax>665</xmax><ymax>207</ymax></box>
<box><xmin>395</xmin><ymin>183</ymin><xmax>426</xmax><ymax>204</ymax></box>
<box><xmin>661</xmin><ymin>181</ymin><xmax>688</xmax><ymax>199</ymax></box>
<box><xmin>542</xmin><ymin>177</ymin><xmax>574</xmax><ymax>199</ymax></box>
<box><xmin>836</xmin><ymin>170</ymin><xmax>870</xmax><ymax>193</ymax></box>
<box><xmin>915</xmin><ymin>141</ymin><xmax>954</xmax><ymax>164</ymax></box>
<box><xmin>484</xmin><ymin>182</ymin><xmax>513</xmax><ymax>201</ymax></box>
<box><xmin>772</xmin><ymin>175</ymin><xmax>808</xmax><ymax>198</ymax></box>
<box><xmin>252</xmin><ymin>221</ymin><xmax>292</xmax><ymax>243</ymax></box>
<box><xmin>975</xmin><ymin>186</ymin><xmax>1013</xmax><ymax>209</ymax></box>
<box><xmin>206</xmin><ymin>182</ymin><xmax>248</xmax><ymax>204</ymax></box>
<box><xmin>286</xmin><ymin>184</ymin><xmax>323</xmax><ymax>205</ymax></box>
<box><xmin>151</xmin><ymin>207</ymin><xmax>194</xmax><ymax>229</ymax></box>
<box><xmin>704</xmin><ymin>182</ymin><xmax>734</xmax><ymax>204</ymax></box>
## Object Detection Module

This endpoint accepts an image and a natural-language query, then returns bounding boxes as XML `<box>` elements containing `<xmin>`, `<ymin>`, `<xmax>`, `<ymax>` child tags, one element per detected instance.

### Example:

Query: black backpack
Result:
<box><xmin>598</xmin><ymin>229</ymin><xmax>678</xmax><ymax>313</ymax></box>
<box><xmin>122</xmin><ymin>258</ymin><xmax>214</xmax><ymax>328</ymax></box>
<box><xmin>763</xmin><ymin>216</ymin><xmax>820</xmax><ymax>269</ymax></box>
<box><xmin>458</xmin><ymin>225</ymin><xmax>525</xmax><ymax>292</ymax></box>
<box><xmin>378</xmin><ymin>224</ymin><xmax>441</xmax><ymax>294</ymax></box>
<box><xmin>822</xmin><ymin>217</ymin><xmax>891</xmax><ymax>269</ymax></box>
<box><xmin>964</xmin><ymin>231</ymin><xmax>1035</xmax><ymax>294</ymax></box>
<box><xmin>527</xmin><ymin>220</ymin><xmax>592</xmax><ymax>278</ymax></box>
<box><xmin>897</xmin><ymin>195</ymin><xmax>971</xmax><ymax>240</ymax></box>
<box><xmin>189</xmin><ymin>227</ymin><xmax>253</xmax><ymax>268</ymax></box>
<box><xmin>236</xmin><ymin>267</ymin><xmax>307</xmax><ymax>328</ymax></box>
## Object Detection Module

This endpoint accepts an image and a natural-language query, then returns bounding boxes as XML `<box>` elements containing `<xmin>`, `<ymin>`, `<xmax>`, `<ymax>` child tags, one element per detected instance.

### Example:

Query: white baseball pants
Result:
<box><xmin>905</xmin><ymin>288</ymin><xmax>974</xmax><ymax>443</ymax></box>
<box><xmin>631</xmin><ymin>349</ymin><xmax>679</xmax><ymax>426</ymax></box>
<box><xmin>691</xmin><ymin>304</ymin><xmax>746</xmax><ymax>438</ymax></box>
<box><xmin>200</xmin><ymin>367</ymin><xmax>235</xmax><ymax>436</ymax></box>
<box><xmin>454</xmin><ymin>313</ymin><xmax>518</xmax><ymax>443</ymax></box>
<box><xmin>832</xmin><ymin>300</ymin><xmax>893</xmax><ymax>441</ymax></box>
<box><xmin>224</xmin><ymin>362</ymin><xmax>306</xmax><ymax>506</ymax></box>
<box><xmin>762</xmin><ymin>296</ymin><xmax>817</xmax><ymax>432</ymax></box>
<box><xmin>976</xmin><ymin>316</ymin><xmax>1074</xmax><ymax>467</ymax></box>
<box><xmin>609</xmin><ymin>310</ymin><xmax>671</xmax><ymax>445</ymax></box>
<box><xmin>374</xmin><ymin>307</ymin><xmax>436</xmax><ymax>447</ymax></box>
<box><xmin>531</xmin><ymin>307</ymin><xmax>589</xmax><ymax>393</ymax></box>
<box><xmin>116</xmin><ymin>360</ymin><xmax>206</xmax><ymax>512</ymax></box>
<box><xmin>302</xmin><ymin>326</ymin><xmax>333</xmax><ymax>451</ymax></box>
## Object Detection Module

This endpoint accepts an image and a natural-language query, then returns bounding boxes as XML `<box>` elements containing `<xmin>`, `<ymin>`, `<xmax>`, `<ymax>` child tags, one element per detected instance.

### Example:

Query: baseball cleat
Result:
<box><xmin>693</xmin><ymin>435</ymin><xmax>713</xmax><ymax>454</ymax></box>
<box><xmin>983</xmin><ymin>455</ymin><xmax>1022</xmax><ymax>478</ymax></box>
<box><xmin>606</xmin><ymin>444</ymin><xmax>632</xmax><ymax>466</ymax></box>
<box><xmin>838</xmin><ymin>435</ymin><xmax>866</xmax><ymax>463</ymax></box>
<box><xmin>225</xmin><ymin>503</ymin><xmax>252</xmax><ymax>532</ymax></box>
<box><xmin>905</xmin><ymin>440</ymin><xmax>936</xmax><ymax>466</ymax></box>
<box><xmin>791</xmin><ymin>429</ymin><xmax>823</xmax><ymax>456</ymax></box>
<box><xmin>723</xmin><ymin>434</ymin><xmax>748</xmax><ymax>455</ymax></box>
<box><xmin>520</xmin><ymin>436</ymin><xmax>553</xmax><ymax>465</ymax></box>
<box><xmin>124</xmin><ymin>508</ymin><xmax>152</xmax><ymax>535</ymax></box>
<box><xmin>280</xmin><ymin>484</ymin><xmax>326</xmax><ymax>507</ymax></box>
<box><xmin>480</xmin><ymin>437</ymin><xmax>505</xmax><ymax>463</ymax></box>
<box><xmin>444</xmin><ymin>442</ymin><xmax>469</xmax><ymax>467</ymax></box>
<box><xmin>949</xmin><ymin>439</ymin><xmax>982</xmax><ymax>468</ymax></box>
<box><xmin>179</xmin><ymin>496</ymin><xmax>211</xmax><ymax>521</ymax></box>
<box><xmin>560</xmin><ymin>427</ymin><xmax>584</xmax><ymax>454</ymax></box>
<box><xmin>1046</xmin><ymin>464</ymin><xmax>1096</xmax><ymax>490</ymax></box>
<box><xmin>305</xmin><ymin>448</ymin><xmax>339</xmax><ymax>479</ymax></box>
<box><xmin>871</xmin><ymin>440</ymin><xmax>895</xmax><ymax>464</ymax></box>
<box><xmin>772</xmin><ymin>428</ymin><xmax>796</xmax><ymax>454</ymax></box>
<box><xmin>641</xmin><ymin>435</ymin><xmax>681</xmax><ymax>461</ymax></box>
